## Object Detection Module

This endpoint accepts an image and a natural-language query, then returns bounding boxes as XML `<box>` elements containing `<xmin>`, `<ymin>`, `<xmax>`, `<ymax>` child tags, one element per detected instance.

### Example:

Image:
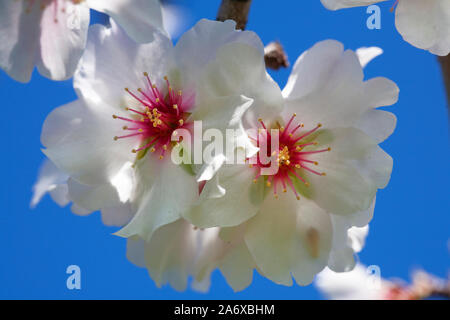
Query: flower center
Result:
<box><xmin>248</xmin><ymin>114</ymin><xmax>331</xmax><ymax>200</ymax></box>
<box><xmin>112</xmin><ymin>73</ymin><xmax>190</xmax><ymax>161</ymax></box>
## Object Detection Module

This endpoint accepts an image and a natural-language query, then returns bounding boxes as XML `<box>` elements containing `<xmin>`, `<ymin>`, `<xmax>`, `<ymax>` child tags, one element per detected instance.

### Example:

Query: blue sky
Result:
<box><xmin>0</xmin><ymin>0</ymin><xmax>448</xmax><ymax>299</ymax></box>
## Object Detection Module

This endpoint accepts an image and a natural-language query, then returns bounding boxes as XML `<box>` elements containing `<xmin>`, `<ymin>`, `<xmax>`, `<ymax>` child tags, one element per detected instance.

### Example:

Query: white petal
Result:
<box><xmin>320</xmin><ymin>0</ymin><xmax>386</xmax><ymax>10</ymax></box>
<box><xmin>41</xmin><ymin>99</ymin><xmax>139</xmax><ymax>186</ymax></box>
<box><xmin>101</xmin><ymin>203</ymin><xmax>134</xmax><ymax>227</ymax></box>
<box><xmin>219</xmin><ymin>243</ymin><xmax>255</xmax><ymax>292</ymax></box>
<box><xmin>36</xmin><ymin>1</ymin><xmax>89</xmax><ymax>80</ymax></box>
<box><xmin>74</xmin><ymin>20</ymin><xmax>173</xmax><ymax>108</ymax></box>
<box><xmin>31</xmin><ymin>159</ymin><xmax>69</xmax><ymax>208</ymax></box>
<box><xmin>0</xmin><ymin>1</ymin><xmax>41</xmax><ymax>82</ymax></box>
<box><xmin>395</xmin><ymin>0</ymin><xmax>450</xmax><ymax>56</ymax></box>
<box><xmin>356</xmin><ymin>47</ymin><xmax>383</xmax><ymax>68</ymax></box>
<box><xmin>86</xmin><ymin>0</ymin><xmax>166</xmax><ymax>43</ymax></box>
<box><xmin>126</xmin><ymin>236</ymin><xmax>146</xmax><ymax>268</ymax></box>
<box><xmin>174</xmin><ymin>19</ymin><xmax>264</xmax><ymax>86</ymax></box>
<box><xmin>283</xmin><ymin>41</ymin><xmax>398</xmax><ymax>130</ymax></box>
<box><xmin>348</xmin><ymin>225</ymin><xmax>369</xmax><ymax>253</ymax></box>
<box><xmin>143</xmin><ymin>220</ymin><xmax>197</xmax><ymax>291</ymax></box>
<box><xmin>198</xmin><ymin>42</ymin><xmax>283</xmax><ymax>128</ymax></box>
<box><xmin>245</xmin><ymin>193</ymin><xmax>332</xmax><ymax>286</ymax></box>
<box><xmin>185</xmin><ymin>165</ymin><xmax>264</xmax><ymax>228</ymax></box>
<box><xmin>355</xmin><ymin>109</ymin><xmax>397</xmax><ymax>144</ymax></box>
<box><xmin>351</xmin><ymin>145</ymin><xmax>393</xmax><ymax>189</ymax></box>
<box><xmin>116</xmin><ymin>158</ymin><xmax>198</xmax><ymax>242</ymax></box>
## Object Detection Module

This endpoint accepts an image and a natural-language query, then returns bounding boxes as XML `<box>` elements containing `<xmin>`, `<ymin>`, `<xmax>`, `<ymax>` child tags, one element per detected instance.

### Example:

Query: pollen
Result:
<box><xmin>247</xmin><ymin>113</ymin><xmax>330</xmax><ymax>201</ymax></box>
<box><xmin>112</xmin><ymin>73</ymin><xmax>193</xmax><ymax>161</ymax></box>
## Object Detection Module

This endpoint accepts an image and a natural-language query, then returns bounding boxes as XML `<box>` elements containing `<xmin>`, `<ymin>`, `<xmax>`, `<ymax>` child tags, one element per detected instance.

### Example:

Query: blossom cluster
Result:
<box><xmin>2</xmin><ymin>0</ymin><xmax>426</xmax><ymax>292</ymax></box>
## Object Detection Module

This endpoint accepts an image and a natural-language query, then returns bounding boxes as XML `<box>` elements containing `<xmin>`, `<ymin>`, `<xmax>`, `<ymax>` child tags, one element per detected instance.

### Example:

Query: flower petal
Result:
<box><xmin>245</xmin><ymin>194</ymin><xmax>332</xmax><ymax>286</ymax></box>
<box><xmin>86</xmin><ymin>0</ymin><xmax>166</xmax><ymax>43</ymax></box>
<box><xmin>198</xmin><ymin>42</ymin><xmax>283</xmax><ymax>128</ymax></box>
<box><xmin>355</xmin><ymin>47</ymin><xmax>383</xmax><ymax>68</ymax></box>
<box><xmin>395</xmin><ymin>0</ymin><xmax>450</xmax><ymax>56</ymax></box>
<box><xmin>116</xmin><ymin>158</ymin><xmax>198</xmax><ymax>242</ymax></box>
<box><xmin>36</xmin><ymin>1</ymin><xmax>89</xmax><ymax>80</ymax></box>
<box><xmin>185</xmin><ymin>165</ymin><xmax>264</xmax><ymax>228</ymax></box>
<box><xmin>0</xmin><ymin>1</ymin><xmax>41</xmax><ymax>82</ymax></box>
<box><xmin>174</xmin><ymin>19</ymin><xmax>264</xmax><ymax>86</ymax></box>
<box><xmin>74</xmin><ymin>20</ymin><xmax>173</xmax><ymax>108</ymax></box>
<box><xmin>31</xmin><ymin>159</ymin><xmax>69</xmax><ymax>208</ymax></box>
<box><xmin>41</xmin><ymin>99</ymin><xmax>139</xmax><ymax>186</ymax></box>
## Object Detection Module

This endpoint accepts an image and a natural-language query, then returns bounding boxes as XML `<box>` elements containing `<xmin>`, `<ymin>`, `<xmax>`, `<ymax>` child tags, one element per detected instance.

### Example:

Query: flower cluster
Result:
<box><xmin>23</xmin><ymin>1</ymin><xmax>400</xmax><ymax>291</ymax></box>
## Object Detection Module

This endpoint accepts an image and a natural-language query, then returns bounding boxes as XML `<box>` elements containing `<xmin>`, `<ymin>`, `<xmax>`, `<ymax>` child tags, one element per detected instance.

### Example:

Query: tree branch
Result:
<box><xmin>438</xmin><ymin>54</ymin><xmax>450</xmax><ymax>119</ymax></box>
<box><xmin>216</xmin><ymin>0</ymin><xmax>252</xmax><ymax>30</ymax></box>
<box><xmin>216</xmin><ymin>0</ymin><xmax>289</xmax><ymax>70</ymax></box>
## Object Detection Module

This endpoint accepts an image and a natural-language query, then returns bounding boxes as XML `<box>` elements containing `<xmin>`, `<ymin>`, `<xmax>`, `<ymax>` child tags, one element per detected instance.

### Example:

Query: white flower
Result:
<box><xmin>40</xmin><ymin>18</ymin><xmax>282</xmax><ymax>245</ymax></box>
<box><xmin>0</xmin><ymin>0</ymin><xmax>165</xmax><ymax>82</ymax></box>
<box><xmin>185</xmin><ymin>40</ymin><xmax>398</xmax><ymax>288</ymax></box>
<box><xmin>320</xmin><ymin>0</ymin><xmax>450</xmax><ymax>56</ymax></box>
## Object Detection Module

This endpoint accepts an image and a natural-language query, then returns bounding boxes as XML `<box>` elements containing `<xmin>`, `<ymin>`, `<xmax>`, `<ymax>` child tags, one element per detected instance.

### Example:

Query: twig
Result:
<box><xmin>438</xmin><ymin>54</ymin><xmax>450</xmax><ymax>119</ymax></box>
<box><xmin>216</xmin><ymin>0</ymin><xmax>252</xmax><ymax>30</ymax></box>
<box><xmin>216</xmin><ymin>0</ymin><xmax>289</xmax><ymax>70</ymax></box>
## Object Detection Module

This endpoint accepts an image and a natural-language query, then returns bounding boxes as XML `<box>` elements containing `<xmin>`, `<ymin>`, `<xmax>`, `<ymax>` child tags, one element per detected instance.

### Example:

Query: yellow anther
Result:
<box><xmin>283</xmin><ymin>189</ymin><xmax>287</xmax><ymax>193</ymax></box>
<box><xmin>305</xmin><ymin>182</ymin><xmax>310</xmax><ymax>187</ymax></box>
<box><xmin>179</xmin><ymin>119</ymin><xmax>184</xmax><ymax>126</ymax></box>
<box><xmin>122</xmin><ymin>126</ymin><xmax>128</xmax><ymax>130</ymax></box>
<box><xmin>253</xmin><ymin>179</ymin><xmax>257</xmax><ymax>184</ymax></box>
<box><xmin>150</xmin><ymin>147</ymin><xmax>156</xmax><ymax>153</ymax></box>
<box><xmin>258</xmin><ymin>118</ymin><xmax>262</xmax><ymax>122</ymax></box>
<box><xmin>321</xmin><ymin>172</ymin><xmax>326</xmax><ymax>176</ymax></box>
<box><xmin>162</xmin><ymin>145</ymin><xmax>167</xmax><ymax>150</ymax></box>
<box><xmin>143</xmin><ymin>72</ymin><xmax>148</xmax><ymax>76</ymax></box>
<box><xmin>113</xmin><ymin>136</ymin><xmax>118</xmax><ymax>141</ymax></box>
<box><xmin>132</xmin><ymin>149</ymin><xmax>137</xmax><ymax>153</ymax></box>
<box><xmin>249</xmin><ymin>164</ymin><xmax>253</xmax><ymax>168</ymax></box>
<box><xmin>173</xmin><ymin>104</ymin><xmax>178</xmax><ymax>109</ymax></box>
<box><xmin>295</xmin><ymin>164</ymin><xmax>301</xmax><ymax>169</ymax></box>
<box><xmin>112</xmin><ymin>115</ymin><xmax>118</xmax><ymax>119</ymax></box>
<box><xmin>296</xmin><ymin>196</ymin><xmax>301</xmax><ymax>200</ymax></box>
<box><xmin>266</xmin><ymin>181</ymin><xmax>271</xmax><ymax>187</ymax></box>
<box><xmin>173</xmin><ymin>131</ymin><xmax>178</xmax><ymax>136</ymax></box>
<box><xmin>138</xmin><ymin>129</ymin><xmax>143</xmax><ymax>133</ymax></box>
<box><xmin>327</xmin><ymin>147</ymin><xmax>331</xmax><ymax>151</ymax></box>
<box><xmin>137</xmin><ymin>88</ymin><xmax>142</xmax><ymax>92</ymax></box>
<box><xmin>314</xmin><ymin>161</ymin><xmax>318</xmax><ymax>166</ymax></box>
<box><xmin>274</xmin><ymin>194</ymin><xmax>279</xmax><ymax>199</ymax></box>
<box><xmin>178</xmin><ymin>90</ymin><xmax>182</xmax><ymax>96</ymax></box>
<box><xmin>163</xmin><ymin>76</ymin><xmax>168</xmax><ymax>81</ymax></box>
<box><xmin>155</xmin><ymin>98</ymin><xmax>160</xmax><ymax>103</ymax></box>
<box><xmin>317</xmin><ymin>123</ymin><xmax>322</xmax><ymax>128</ymax></box>
<box><xmin>293</xmin><ymin>113</ymin><xmax>297</xmax><ymax>117</ymax></box>
<box><xmin>124</xmin><ymin>87</ymin><xmax>129</xmax><ymax>91</ymax></box>
<box><xmin>296</xmin><ymin>146</ymin><xmax>302</xmax><ymax>151</ymax></box>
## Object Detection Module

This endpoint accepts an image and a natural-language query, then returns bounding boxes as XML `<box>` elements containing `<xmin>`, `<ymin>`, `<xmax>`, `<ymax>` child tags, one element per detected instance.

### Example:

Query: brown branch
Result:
<box><xmin>438</xmin><ymin>54</ymin><xmax>450</xmax><ymax>119</ymax></box>
<box><xmin>216</xmin><ymin>0</ymin><xmax>289</xmax><ymax>70</ymax></box>
<box><xmin>216</xmin><ymin>0</ymin><xmax>252</xmax><ymax>30</ymax></box>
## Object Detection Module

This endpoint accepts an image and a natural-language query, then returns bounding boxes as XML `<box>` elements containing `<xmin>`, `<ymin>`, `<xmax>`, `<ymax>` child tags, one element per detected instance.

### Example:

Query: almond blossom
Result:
<box><xmin>320</xmin><ymin>0</ymin><xmax>450</xmax><ymax>56</ymax></box>
<box><xmin>0</xmin><ymin>0</ymin><xmax>165</xmax><ymax>82</ymax></box>
<box><xmin>184</xmin><ymin>40</ymin><xmax>399</xmax><ymax>288</ymax></box>
<box><xmin>40</xmin><ymin>16</ymin><xmax>282</xmax><ymax>249</ymax></box>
